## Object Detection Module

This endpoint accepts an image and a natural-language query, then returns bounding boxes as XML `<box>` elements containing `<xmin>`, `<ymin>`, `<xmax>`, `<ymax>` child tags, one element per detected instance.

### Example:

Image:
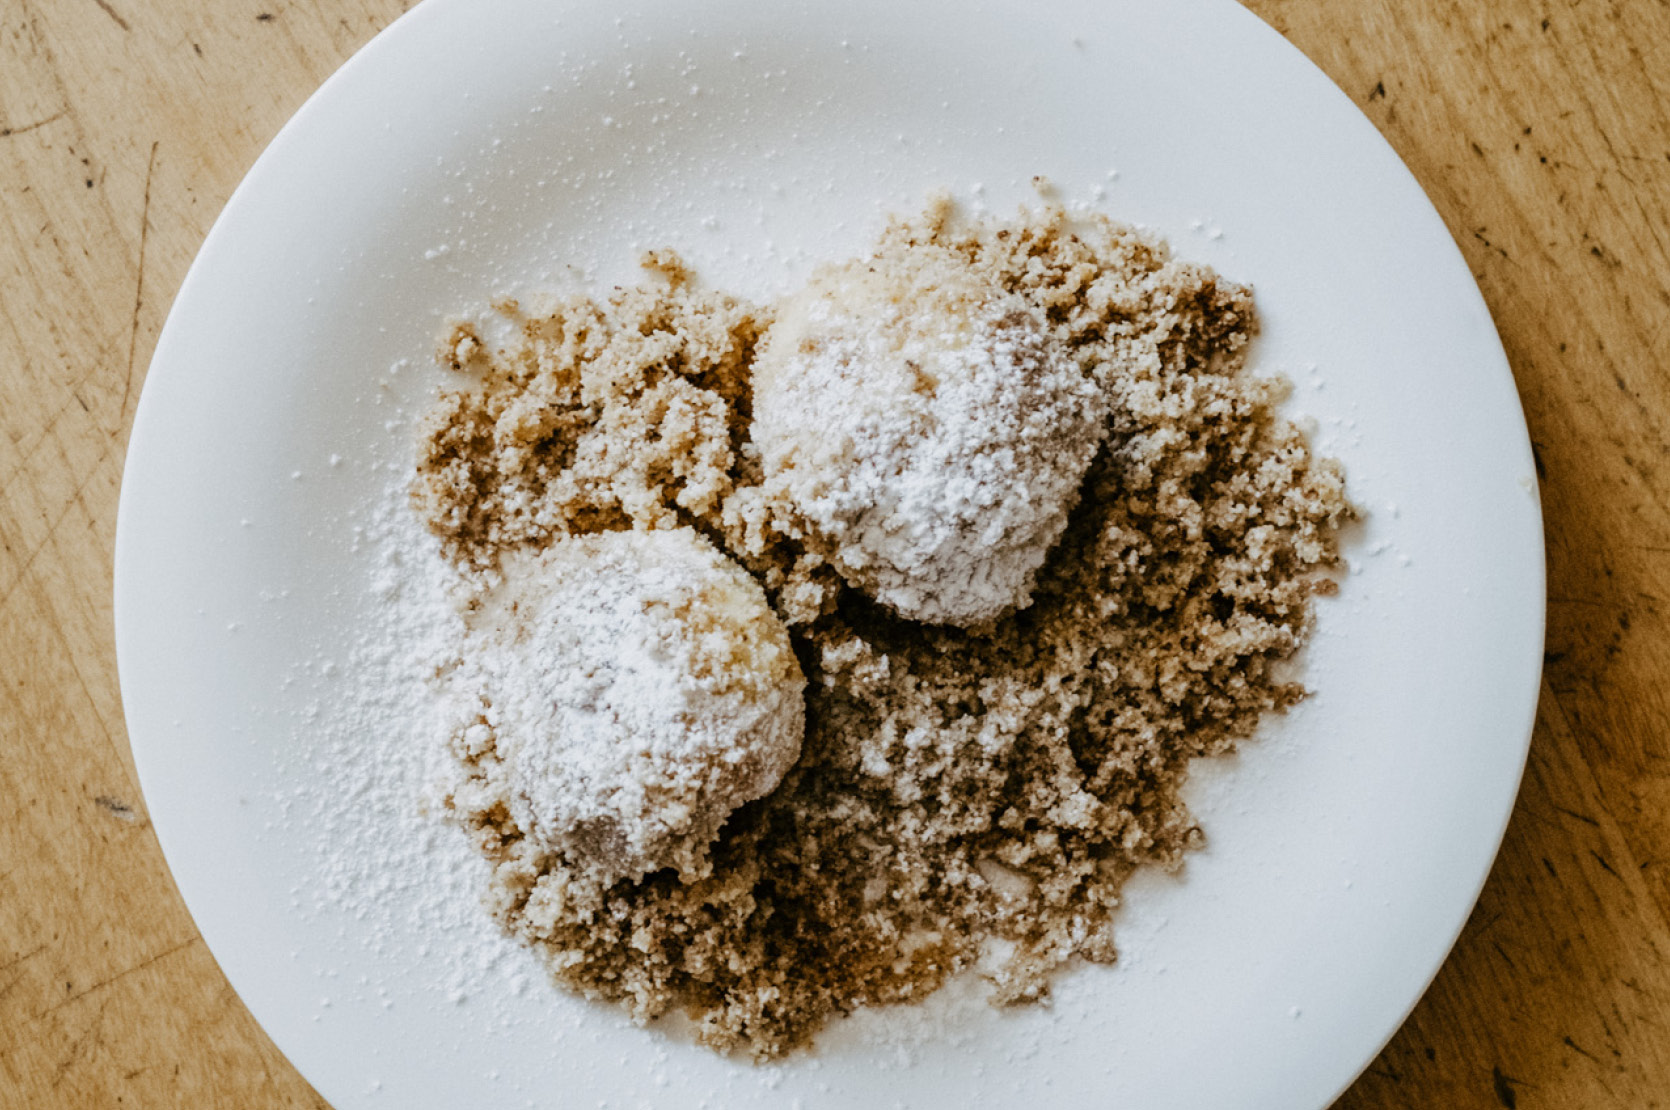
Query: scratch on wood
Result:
<box><xmin>40</xmin><ymin>936</ymin><xmax>197</xmax><ymax>1017</ymax></box>
<box><xmin>91</xmin><ymin>0</ymin><xmax>131</xmax><ymax>32</ymax></box>
<box><xmin>51</xmin><ymin>1005</ymin><xmax>108</xmax><ymax>1087</ymax></box>
<box><xmin>1492</xmin><ymin>1065</ymin><xmax>1520</xmax><ymax>1108</ymax></box>
<box><xmin>1563</xmin><ymin>1034</ymin><xmax>1599</xmax><ymax>1061</ymax></box>
<box><xmin>0</xmin><ymin>110</ymin><xmax>65</xmax><ymax>138</ymax></box>
<box><xmin>0</xmin><ymin>941</ymin><xmax>50</xmax><ymax>976</ymax></box>
<box><xmin>1470</xmin><ymin>909</ymin><xmax>1504</xmax><ymax>936</ymax></box>
<box><xmin>0</xmin><ymin>970</ymin><xmax>29</xmax><ymax>1004</ymax></box>
<box><xmin>0</xmin><ymin>944</ymin><xmax>50</xmax><ymax>1004</ymax></box>
<box><xmin>120</xmin><ymin>140</ymin><xmax>159</xmax><ymax>432</ymax></box>
<box><xmin>94</xmin><ymin>795</ymin><xmax>139</xmax><ymax>823</ymax></box>
<box><xmin>0</xmin><ymin>453</ymin><xmax>106</xmax><ymax>611</ymax></box>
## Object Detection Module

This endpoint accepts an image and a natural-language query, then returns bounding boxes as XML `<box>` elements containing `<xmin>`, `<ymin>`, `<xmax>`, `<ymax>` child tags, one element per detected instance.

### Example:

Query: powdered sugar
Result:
<box><xmin>278</xmin><ymin>474</ymin><xmax>544</xmax><ymax>1015</ymax></box>
<box><xmin>751</xmin><ymin>246</ymin><xmax>1107</xmax><ymax>626</ymax></box>
<box><xmin>440</xmin><ymin>527</ymin><xmax>805</xmax><ymax>884</ymax></box>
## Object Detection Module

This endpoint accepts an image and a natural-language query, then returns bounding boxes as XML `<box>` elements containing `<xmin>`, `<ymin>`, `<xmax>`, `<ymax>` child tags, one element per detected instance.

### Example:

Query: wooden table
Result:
<box><xmin>4</xmin><ymin>1</ymin><xmax>1667</xmax><ymax>1105</ymax></box>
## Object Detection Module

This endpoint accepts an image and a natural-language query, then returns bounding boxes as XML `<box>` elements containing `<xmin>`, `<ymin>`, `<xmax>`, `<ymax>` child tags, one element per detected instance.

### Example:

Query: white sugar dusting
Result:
<box><xmin>443</xmin><ymin>527</ymin><xmax>805</xmax><ymax>885</ymax></box>
<box><xmin>752</xmin><ymin>244</ymin><xmax>1107</xmax><ymax>626</ymax></box>
<box><xmin>277</xmin><ymin>474</ymin><xmax>554</xmax><ymax>1027</ymax></box>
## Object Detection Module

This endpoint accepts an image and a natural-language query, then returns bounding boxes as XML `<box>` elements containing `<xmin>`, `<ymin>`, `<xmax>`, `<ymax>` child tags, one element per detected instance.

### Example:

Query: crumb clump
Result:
<box><xmin>752</xmin><ymin>246</ymin><xmax>1106</xmax><ymax>626</ymax></box>
<box><xmin>414</xmin><ymin>198</ymin><xmax>1351</xmax><ymax>1058</ymax></box>
<box><xmin>445</xmin><ymin>527</ymin><xmax>804</xmax><ymax>886</ymax></box>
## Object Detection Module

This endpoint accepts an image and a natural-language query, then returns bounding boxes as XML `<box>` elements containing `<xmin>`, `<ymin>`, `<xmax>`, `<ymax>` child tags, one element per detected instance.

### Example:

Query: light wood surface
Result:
<box><xmin>3</xmin><ymin>1</ymin><xmax>1666</xmax><ymax>1105</ymax></box>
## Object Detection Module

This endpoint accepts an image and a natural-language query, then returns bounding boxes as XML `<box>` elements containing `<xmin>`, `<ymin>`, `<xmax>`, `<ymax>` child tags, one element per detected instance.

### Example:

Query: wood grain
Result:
<box><xmin>1</xmin><ymin>1</ymin><xmax>1665</xmax><ymax>1106</ymax></box>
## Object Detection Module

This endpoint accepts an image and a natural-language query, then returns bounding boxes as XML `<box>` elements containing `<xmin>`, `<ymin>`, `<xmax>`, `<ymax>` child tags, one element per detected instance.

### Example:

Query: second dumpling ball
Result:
<box><xmin>751</xmin><ymin>245</ymin><xmax>1109</xmax><ymax>626</ymax></box>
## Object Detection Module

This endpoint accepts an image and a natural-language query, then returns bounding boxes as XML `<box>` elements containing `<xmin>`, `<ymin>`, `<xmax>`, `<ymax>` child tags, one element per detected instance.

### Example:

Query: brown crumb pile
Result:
<box><xmin>414</xmin><ymin>200</ymin><xmax>1351</xmax><ymax>1058</ymax></box>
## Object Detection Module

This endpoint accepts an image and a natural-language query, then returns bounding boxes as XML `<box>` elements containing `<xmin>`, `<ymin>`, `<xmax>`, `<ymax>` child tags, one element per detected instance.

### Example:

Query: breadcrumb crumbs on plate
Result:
<box><xmin>412</xmin><ymin>197</ymin><xmax>1352</xmax><ymax>1059</ymax></box>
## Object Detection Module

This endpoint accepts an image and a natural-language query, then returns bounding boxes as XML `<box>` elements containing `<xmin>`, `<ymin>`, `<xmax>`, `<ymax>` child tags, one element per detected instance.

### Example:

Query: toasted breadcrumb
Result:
<box><xmin>414</xmin><ymin>199</ymin><xmax>1351</xmax><ymax>1058</ymax></box>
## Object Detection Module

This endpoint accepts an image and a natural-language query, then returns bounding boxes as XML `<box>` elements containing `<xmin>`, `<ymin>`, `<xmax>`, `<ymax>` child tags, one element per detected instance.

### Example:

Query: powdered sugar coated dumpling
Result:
<box><xmin>458</xmin><ymin>527</ymin><xmax>804</xmax><ymax>885</ymax></box>
<box><xmin>751</xmin><ymin>246</ymin><xmax>1109</xmax><ymax>626</ymax></box>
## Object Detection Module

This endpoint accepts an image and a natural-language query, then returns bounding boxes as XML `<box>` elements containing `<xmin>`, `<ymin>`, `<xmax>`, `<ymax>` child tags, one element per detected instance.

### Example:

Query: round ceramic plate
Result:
<box><xmin>114</xmin><ymin>1</ymin><xmax>1544</xmax><ymax>1107</ymax></box>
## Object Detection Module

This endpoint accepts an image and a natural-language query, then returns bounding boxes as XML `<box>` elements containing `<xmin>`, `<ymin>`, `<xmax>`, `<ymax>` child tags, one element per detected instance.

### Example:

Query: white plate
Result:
<box><xmin>114</xmin><ymin>1</ymin><xmax>1544</xmax><ymax>1107</ymax></box>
